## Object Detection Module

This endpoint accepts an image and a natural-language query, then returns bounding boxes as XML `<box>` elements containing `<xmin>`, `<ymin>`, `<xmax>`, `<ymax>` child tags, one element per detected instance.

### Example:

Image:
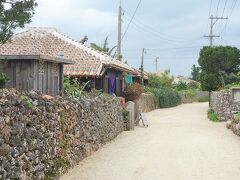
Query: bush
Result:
<box><xmin>145</xmin><ymin>87</ymin><xmax>181</xmax><ymax>108</ymax></box>
<box><xmin>235</xmin><ymin>112</ymin><xmax>240</xmax><ymax>123</ymax></box>
<box><xmin>224</xmin><ymin>83</ymin><xmax>240</xmax><ymax>89</ymax></box>
<box><xmin>64</xmin><ymin>76</ymin><xmax>89</xmax><ymax>99</ymax></box>
<box><xmin>174</xmin><ymin>81</ymin><xmax>188</xmax><ymax>91</ymax></box>
<box><xmin>187</xmin><ymin>81</ymin><xmax>200</xmax><ymax>89</ymax></box>
<box><xmin>181</xmin><ymin>89</ymin><xmax>197</xmax><ymax>97</ymax></box>
<box><xmin>208</xmin><ymin>109</ymin><xmax>219</xmax><ymax>122</ymax></box>
<box><xmin>148</xmin><ymin>72</ymin><xmax>173</xmax><ymax>88</ymax></box>
<box><xmin>123</xmin><ymin>83</ymin><xmax>143</xmax><ymax>101</ymax></box>
<box><xmin>0</xmin><ymin>72</ymin><xmax>8</xmax><ymax>88</ymax></box>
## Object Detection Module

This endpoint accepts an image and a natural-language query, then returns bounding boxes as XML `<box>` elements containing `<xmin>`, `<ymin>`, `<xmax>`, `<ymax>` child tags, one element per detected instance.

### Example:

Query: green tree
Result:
<box><xmin>198</xmin><ymin>46</ymin><xmax>240</xmax><ymax>90</ymax></box>
<box><xmin>148</xmin><ymin>71</ymin><xmax>173</xmax><ymax>88</ymax></box>
<box><xmin>200</xmin><ymin>71</ymin><xmax>223</xmax><ymax>91</ymax></box>
<box><xmin>0</xmin><ymin>0</ymin><xmax>37</xmax><ymax>43</ymax></box>
<box><xmin>191</xmin><ymin>64</ymin><xmax>201</xmax><ymax>81</ymax></box>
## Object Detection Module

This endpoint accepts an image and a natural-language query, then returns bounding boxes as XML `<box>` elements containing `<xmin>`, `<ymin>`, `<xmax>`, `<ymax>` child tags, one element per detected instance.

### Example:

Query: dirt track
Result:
<box><xmin>61</xmin><ymin>103</ymin><xmax>240</xmax><ymax>180</ymax></box>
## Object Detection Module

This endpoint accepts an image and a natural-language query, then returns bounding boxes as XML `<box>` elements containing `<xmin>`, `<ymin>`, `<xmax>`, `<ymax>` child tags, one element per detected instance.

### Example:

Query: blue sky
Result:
<box><xmin>29</xmin><ymin>0</ymin><xmax>240</xmax><ymax>77</ymax></box>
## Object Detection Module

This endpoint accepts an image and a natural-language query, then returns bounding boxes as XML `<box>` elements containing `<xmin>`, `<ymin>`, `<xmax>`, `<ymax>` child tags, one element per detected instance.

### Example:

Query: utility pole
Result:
<box><xmin>117</xmin><ymin>2</ymin><xmax>122</xmax><ymax>61</ymax></box>
<box><xmin>155</xmin><ymin>57</ymin><xmax>159</xmax><ymax>73</ymax></box>
<box><xmin>141</xmin><ymin>48</ymin><xmax>146</xmax><ymax>86</ymax></box>
<box><xmin>204</xmin><ymin>15</ymin><xmax>228</xmax><ymax>46</ymax></box>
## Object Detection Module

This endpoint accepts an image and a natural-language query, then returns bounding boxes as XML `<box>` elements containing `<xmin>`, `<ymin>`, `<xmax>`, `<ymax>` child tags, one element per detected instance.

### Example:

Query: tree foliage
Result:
<box><xmin>0</xmin><ymin>0</ymin><xmax>37</xmax><ymax>43</ymax></box>
<box><xmin>148</xmin><ymin>71</ymin><xmax>173</xmax><ymax>88</ymax></box>
<box><xmin>198</xmin><ymin>46</ymin><xmax>240</xmax><ymax>91</ymax></box>
<box><xmin>191</xmin><ymin>64</ymin><xmax>201</xmax><ymax>81</ymax></box>
<box><xmin>91</xmin><ymin>36</ymin><xmax>110</xmax><ymax>54</ymax></box>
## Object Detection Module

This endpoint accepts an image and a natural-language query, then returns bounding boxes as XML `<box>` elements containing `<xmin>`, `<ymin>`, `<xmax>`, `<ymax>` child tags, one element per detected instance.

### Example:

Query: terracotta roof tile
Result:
<box><xmin>0</xmin><ymin>27</ymin><xmax>134</xmax><ymax>76</ymax></box>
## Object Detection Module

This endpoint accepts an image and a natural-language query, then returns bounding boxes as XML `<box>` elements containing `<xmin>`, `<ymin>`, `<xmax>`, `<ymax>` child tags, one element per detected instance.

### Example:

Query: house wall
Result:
<box><xmin>3</xmin><ymin>60</ymin><xmax>62</xmax><ymax>96</ymax></box>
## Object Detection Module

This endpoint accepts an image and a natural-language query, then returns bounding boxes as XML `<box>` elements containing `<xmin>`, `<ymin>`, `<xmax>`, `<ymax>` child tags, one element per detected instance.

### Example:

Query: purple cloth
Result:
<box><xmin>109</xmin><ymin>76</ymin><xmax>116</xmax><ymax>95</ymax></box>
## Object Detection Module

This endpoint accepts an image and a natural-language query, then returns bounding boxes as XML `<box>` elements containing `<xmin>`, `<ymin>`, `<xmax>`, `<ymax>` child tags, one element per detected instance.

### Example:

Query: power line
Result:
<box><xmin>216</xmin><ymin>0</ymin><xmax>221</xmax><ymax>15</ymax></box>
<box><xmin>123</xmin><ymin>15</ymin><xmax>180</xmax><ymax>44</ymax></box>
<box><xmin>121</xmin><ymin>0</ymin><xmax>142</xmax><ymax>41</ymax></box>
<box><xmin>220</xmin><ymin>0</ymin><xmax>238</xmax><ymax>36</ymax></box>
<box><xmin>122</xmin><ymin>46</ymin><xmax>202</xmax><ymax>52</ymax></box>
<box><xmin>124</xmin><ymin>9</ymin><xmax>201</xmax><ymax>43</ymax></box>
<box><xmin>222</xmin><ymin>0</ymin><xmax>228</xmax><ymax>16</ymax></box>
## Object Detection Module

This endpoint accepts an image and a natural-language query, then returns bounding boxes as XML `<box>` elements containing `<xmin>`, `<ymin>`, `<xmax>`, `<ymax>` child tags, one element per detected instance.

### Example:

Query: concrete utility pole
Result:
<box><xmin>117</xmin><ymin>3</ymin><xmax>122</xmax><ymax>61</ymax></box>
<box><xmin>141</xmin><ymin>48</ymin><xmax>146</xmax><ymax>86</ymax></box>
<box><xmin>204</xmin><ymin>15</ymin><xmax>228</xmax><ymax>46</ymax></box>
<box><xmin>155</xmin><ymin>57</ymin><xmax>159</xmax><ymax>73</ymax></box>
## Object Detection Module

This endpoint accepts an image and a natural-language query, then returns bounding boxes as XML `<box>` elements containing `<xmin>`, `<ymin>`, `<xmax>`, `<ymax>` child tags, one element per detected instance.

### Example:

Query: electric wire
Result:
<box><xmin>121</xmin><ymin>0</ymin><xmax>142</xmax><ymax>41</ymax></box>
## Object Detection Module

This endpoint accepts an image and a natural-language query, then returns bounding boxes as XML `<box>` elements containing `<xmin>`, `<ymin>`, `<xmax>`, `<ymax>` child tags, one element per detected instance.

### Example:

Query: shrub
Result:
<box><xmin>64</xmin><ymin>76</ymin><xmax>89</xmax><ymax>99</ymax></box>
<box><xmin>198</xmin><ymin>96</ymin><xmax>209</xmax><ymax>102</ymax></box>
<box><xmin>224</xmin><ymin>83</ymin><xmax>240</xmax><ymax>89</ymax></box>
<box><xmin>235</xmin><ymin>112</ymin><xmax>240</xmax><ymax>123</ymax></box>
<box><xmin>148</xmin><ymin>71</ymin><xmax>173</xmax><ymax>88</ymax></box>
<box><xmin>145</xmin><ymin>87</ymin><xmax>181</xmax><ymax>108</ymax></box>
<box><xmin>121</xmin><ymin>108</ymin><xmax>129</xmax><ymax>123</ymax></box>
<box><xmin>0</xmin><ymin>72</ymin><xmax>8</xmax><ymax>88</ymax></box>
<box><xmin>181</xmin><ymin>89</ymin><xmax>197</xmax><ymax>97</ymax></box>
<box><xmin>208</xmin><ymin>109</ymin><xmax>219</xmax><ymax>122</ymax></box>
<box><xmin>174</xmin><ymin>81</ymin><xmax>188</xmax><ymax>91</ymax></box>
<box><xmin>187</xmin><ymin>81</ymin><xmax>200</xmax><ymax>89</ymax></box>
<box><xmin>123</xmin><ymin>83</ymin><xmax>143</xmax><ymax>101</ymax></box>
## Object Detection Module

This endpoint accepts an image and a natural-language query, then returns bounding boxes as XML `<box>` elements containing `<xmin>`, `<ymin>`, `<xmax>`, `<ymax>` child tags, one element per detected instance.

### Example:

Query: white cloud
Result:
<box><xmin>30</xmin><ymin>0</ymin><xmax>117</xmax><ymax>40</ymax></box>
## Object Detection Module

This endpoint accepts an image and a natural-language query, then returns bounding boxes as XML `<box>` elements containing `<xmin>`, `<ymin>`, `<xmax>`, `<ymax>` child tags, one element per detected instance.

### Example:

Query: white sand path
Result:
<box><xmin>61</xmin><ymin>103</ymin><xmax>240</xmax><ymax>180</ymax></box>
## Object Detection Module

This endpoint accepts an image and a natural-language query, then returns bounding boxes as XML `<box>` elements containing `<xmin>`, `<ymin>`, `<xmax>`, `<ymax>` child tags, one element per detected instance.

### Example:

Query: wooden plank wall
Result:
<box><xmin>4</xmin><ymin>60</ymin><xmax>61</xmax><ymax>96</ymax></box>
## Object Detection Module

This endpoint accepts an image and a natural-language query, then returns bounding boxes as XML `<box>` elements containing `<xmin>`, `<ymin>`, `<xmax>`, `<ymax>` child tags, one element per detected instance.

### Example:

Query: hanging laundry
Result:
<box><xmin>108</xmin><ymin>75</ymin><xmax>116</xmax><ymax>95</ymax></box>
<box><xmin>124</xmin><ymin>75</ymin><xmax>133</xmax><ymax>85</ymax></box>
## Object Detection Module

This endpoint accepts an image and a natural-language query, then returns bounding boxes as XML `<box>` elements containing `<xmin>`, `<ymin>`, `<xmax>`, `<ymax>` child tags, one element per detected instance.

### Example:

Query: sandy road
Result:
<box><xmin>61</xmin><ymin>103</ymin><xmax>240</xmax><ymax>180</ymax></box>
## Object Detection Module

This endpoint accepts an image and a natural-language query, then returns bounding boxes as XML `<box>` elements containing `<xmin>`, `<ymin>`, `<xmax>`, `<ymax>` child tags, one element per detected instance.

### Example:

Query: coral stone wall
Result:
<box><xmin>180</xmin><ymin>91</ymin><xmax>209</xmax><ymax>104</ymax></box>
<box><xmin>0</xmin><ymin>89</ymin><xmax>124</xmax><ymax>179</ymax></box>
<box><xmin>210</xmin><ymin>90</ymin><xmax>240</xmax><ymax>121</ymax></box>
<box><xmin>210</xmin><ymin>91</ymin><xmax>231</xmax><ymax>121</ymax></box>
<box><xmin>133</xmin><ymin>93</ymin><xmax>156</xmax><ymax>125</ymax></box>
<box><xmin>134</xmin><ymin>93</ymin><xmax>156</xmax><ymax>113</ymax></box>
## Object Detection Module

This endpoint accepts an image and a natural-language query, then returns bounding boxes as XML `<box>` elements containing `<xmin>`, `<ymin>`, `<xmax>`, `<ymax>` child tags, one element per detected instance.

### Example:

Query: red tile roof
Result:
<box><xmin>0</xmin><ymin>27</ymin><xmax>134</xmax><ymax>76</ymax></box>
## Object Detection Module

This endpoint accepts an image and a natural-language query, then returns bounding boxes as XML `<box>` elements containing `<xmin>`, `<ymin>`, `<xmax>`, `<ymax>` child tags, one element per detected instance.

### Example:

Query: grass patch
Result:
<box><xmin>208</xmin><ymin>109</ymin><xmax>219</xmax><ymax>122</ymax></box>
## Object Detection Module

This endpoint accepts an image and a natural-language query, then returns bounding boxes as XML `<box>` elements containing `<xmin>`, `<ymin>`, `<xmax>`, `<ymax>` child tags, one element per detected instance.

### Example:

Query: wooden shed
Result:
<box><xmin>0</xmin><ymin>28</ymin><xmax>74</xmax><ymax>95</ymax></box>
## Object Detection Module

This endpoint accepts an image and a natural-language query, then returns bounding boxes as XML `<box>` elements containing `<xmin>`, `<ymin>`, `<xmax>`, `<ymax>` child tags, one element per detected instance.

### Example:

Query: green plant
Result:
<box><xmin>181</xmin><ymin>89</ymin><xmax>197</xmax><ymax>97</ymax></box>
<box><xmin>123</xmin><ymin>83</ymin><xmax>144</xmax><ymax>101</ymax></box>
<box><xmin>174</xmin><ymin>81</ymin><xmax>188</xmax><ymax>91</ymax></box>
<box><xmin>148</xmin><ymin>71</ymin><xmax>173</xmax><ymax>88</ymax></box>
<box><xmin>20</xmin><ymin>95</ymin><xmax>33</xmax><ymax>108</ymax></box>
<box><xmin>187</xmin><ymin>81</ymin><xmax>200</xmax><ymax>89</ymax></box>
<box><xmin>0</xmin><ymin>0</ymin><xmax>38</xmax><ymax>43</ymax></box>
<box><xmin>121</xmin><ymin>108</ymin><xmax>129</xmax><ymax>123</ymax></box>
<box><xmin>208</xmin><ymin>109</ymin><xmax>219</xmax><ymax>122</ymax></box>
<box><xmin>0</xmin><ymin>72</ymin><xmax>8</xmax><ymax>88</ymax></box>
<box><xmin>235</xmin><ymin>112</ymin><xmax>240</xmax><ymax>123</ymax></box>
<box><xmin>64</xmin><ymin>76</ymin><xmax>89</xmax><ymax>99</ymax></box>
<box><xmin>198</xmin><ymin>46</ymin><xmax>240</xmax><ymax>91</ymax></box>
<box><xmin>224</xmin><ymin>83</ymin><xmax>240</xmax><ymax>89</ymax></box>
<box><xmin>198</xmin><ymin>96</ymin><xmax>209</xmax><ymax>102</ymax></box>
<box><xmin>145</xmin><ymin>87</ymin><xmax>181</xmax><ymax>108</ymax></box>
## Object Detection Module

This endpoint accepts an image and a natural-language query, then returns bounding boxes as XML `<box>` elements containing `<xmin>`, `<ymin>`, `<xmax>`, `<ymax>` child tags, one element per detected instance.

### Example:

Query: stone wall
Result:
<box><xmin>180</xmin><ymin>91</ymin><xmax>209</xmax><ymax>104</ymax></box>
<box><xmin>210</xmin><ymin>90</ymin><xmax>240</xmax><ymax>121</ymax></box>
<box><xmin>133</xmin><ymin>93</ymin><xmax>156</xmax><ymax>125</ymax></box>
<box><xmin>134</xmin><ymin>93</ymin><xmax>156</xmax><ymax>113</ymax></box>
<box><xmin>0</xmin><ymin>89</ymin><xmax>124</xmax><ymax>179</ymax></box>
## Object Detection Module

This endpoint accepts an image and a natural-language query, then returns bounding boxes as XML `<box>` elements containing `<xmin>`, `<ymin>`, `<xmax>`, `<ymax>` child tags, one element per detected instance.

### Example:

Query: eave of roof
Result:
<box><xmin>0</xmin><ymin>55</ymin><xmax>74</xmax><ymax>64</ymax></box>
